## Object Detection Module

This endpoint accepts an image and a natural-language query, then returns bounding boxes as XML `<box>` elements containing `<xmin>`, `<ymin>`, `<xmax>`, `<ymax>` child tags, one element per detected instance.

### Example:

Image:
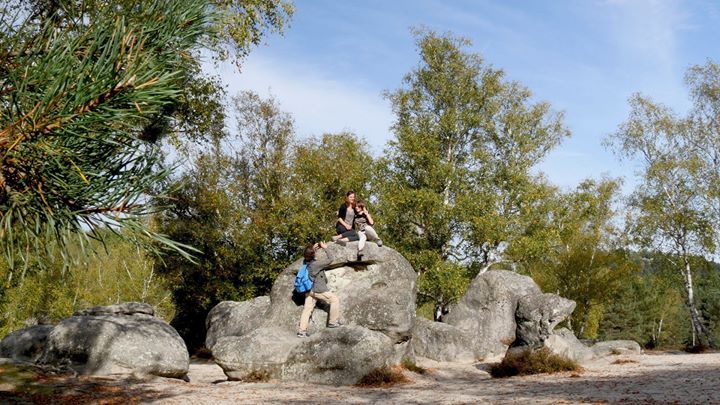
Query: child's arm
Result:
<box><xmin>364</xmin><ymin>209</ymin><xmax>374</xmax><ymax>226</ymax></box>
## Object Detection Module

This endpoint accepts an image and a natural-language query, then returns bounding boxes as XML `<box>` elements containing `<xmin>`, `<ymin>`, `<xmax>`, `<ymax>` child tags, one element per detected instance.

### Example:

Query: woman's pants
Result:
<box><xmin>298</xmin><ymin>291</ymin><xmax>340</xmax><ymax>331</ymax></box>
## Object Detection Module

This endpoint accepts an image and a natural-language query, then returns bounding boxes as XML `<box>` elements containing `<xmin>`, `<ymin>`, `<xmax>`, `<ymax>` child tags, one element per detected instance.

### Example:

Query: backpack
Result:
<box><xmin>294</xmin><ymin>263</ymin><xmax>313</xmax><ymax>293</ymax></box>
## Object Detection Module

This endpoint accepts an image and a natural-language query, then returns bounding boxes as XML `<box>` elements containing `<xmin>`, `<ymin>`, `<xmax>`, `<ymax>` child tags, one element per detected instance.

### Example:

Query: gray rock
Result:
<box><xmin>205</xmin><ymin>297</ymin><xmax>271</xmax><ymax>350</ymax></box>
<box><xmin>591</xmin><ymin>340</ymin><xmax>642</xmax><ymax>357</ymax></box>
<box><xmin>264</xmin><ymin>242</ymin><xmax>416</xmax><ymax>341</ymax></box>
<box><xmin>514</xmin><ymin>293</ymin><xmax>576</xmax><ymax>347</ymax></box>
<box><xmin>74</xmin><ymin>302</ymin><xmax>155</xmax><ymax>317</ymax></box>
<box><xmin>0</xmin><ymin>325</ymin><xmax>54</xmax><ymax>362</ymax></box>
<box><xmin>542</xmin><ymin>327</ymin><xmax>595</xmax><ymax>363</ymax></box>
<box><xmin>282</xmin><ymin>325</ymin><xmax>395</xmax><ymax>385</ymax></box>
<box><xmin>209</xmin><ymin>243</ymin><xmax>417</xmax><ymax>384</ymax></box>
<box><xmin>443</xmin><ymin>270</ymin><xmax>541</xmax><ymax>357</ymax></box>
<box><xmin>40</xmin><ymin>303</ymin><xmax>189</xmax><ymax>378</ymax></box>
<box><xmin>411</xmin><ymin>317</ymin><xmax>479</xmax><ymax>363</ymax></box>
<box><xmin>213</xmin><ymin>327</ymin><xmax>298</xmax><ymax>379</ymax></box>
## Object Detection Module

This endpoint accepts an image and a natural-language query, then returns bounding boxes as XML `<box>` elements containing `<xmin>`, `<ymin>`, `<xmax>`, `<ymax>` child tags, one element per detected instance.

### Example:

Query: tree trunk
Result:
<box><xmin>682</xmin><ymin>256</ymin><xmax>716</xmax><ymax>348</ymax></box>
<box><xmin>578</xmin><ymin>301</ymin><xmax>590</xmax><ymax>339</ymax></box>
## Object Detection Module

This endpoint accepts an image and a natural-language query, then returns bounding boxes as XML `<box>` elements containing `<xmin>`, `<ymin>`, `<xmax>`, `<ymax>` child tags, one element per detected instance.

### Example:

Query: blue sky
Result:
<box><xmin>209</xmin><ymin>0</ymin><xmax>720</xmax><ymax>192</ymax></box>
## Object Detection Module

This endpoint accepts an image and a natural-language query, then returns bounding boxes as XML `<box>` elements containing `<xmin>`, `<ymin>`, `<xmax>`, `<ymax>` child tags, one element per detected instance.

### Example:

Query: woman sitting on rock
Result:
<box><xmin>332</xmin><ymin>189</ymin><xmax>359</xmax><ymax>244</ymax></box>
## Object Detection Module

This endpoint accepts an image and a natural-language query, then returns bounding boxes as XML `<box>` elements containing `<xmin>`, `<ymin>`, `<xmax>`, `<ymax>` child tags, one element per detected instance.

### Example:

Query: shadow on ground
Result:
<box><xmin>0</xmin><ymin>363</ymin><xmax>185</xmax><ymax>404</ymax></box>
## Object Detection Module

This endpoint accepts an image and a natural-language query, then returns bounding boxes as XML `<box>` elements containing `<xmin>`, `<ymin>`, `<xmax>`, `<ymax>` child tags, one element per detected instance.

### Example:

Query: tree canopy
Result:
<box><xmin>0</xmin><ymin>0</ymin><xmax>293</xmax><ymax>270</ymax></box>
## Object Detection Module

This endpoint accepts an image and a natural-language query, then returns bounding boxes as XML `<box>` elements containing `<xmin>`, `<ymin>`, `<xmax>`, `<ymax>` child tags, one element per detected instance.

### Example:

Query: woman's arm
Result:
<box><xmin>309</xmin><ymin>242</ymin><xmax>333</xmax><ymax>277</ymax></box>
<box><xmin>337</xmin><ymin>205</ymin><xmax>352</xmax><ymax>230</ymax></box>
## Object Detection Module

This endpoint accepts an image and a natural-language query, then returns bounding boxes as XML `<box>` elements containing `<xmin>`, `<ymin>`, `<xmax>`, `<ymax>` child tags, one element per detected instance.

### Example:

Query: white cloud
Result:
<box><xmin>602</xmin><ymin>0</ymin><xmax>688</xmax><ymax>68</ymax></box>
<box><xmin>208</xmin><ymin>55</ymin><xmax>394</xmax><ymax>155</ymax></box>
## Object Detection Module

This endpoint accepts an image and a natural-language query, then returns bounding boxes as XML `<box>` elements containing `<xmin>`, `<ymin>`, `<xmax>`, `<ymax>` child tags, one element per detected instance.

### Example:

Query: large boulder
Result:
<box><xmin>442</xmin><ymin>270</ymin><xmax>541</xmax><ymax>357</ymax></box>
<box><xmin>263</xmin><ymin>242</ymin><xmax>416</xmax><ymax>341</ymax></box>
<box><xmin>39</xmin><ymin>302</ymin><xmax>189</xmax><ymax>378</ymax></box>
<box><xmin>282</xmin><ymin>326</ymin><xmax>396</xmax><ymax>385</ymax></box>
<box><xmin>514</xmin><ymin>293</ymin><xmax>576</xmax><ymax>347</ymax></box>
<box><xmin>0</xmin><ymin>325</ymin><xmax>54</xmax><ymax>362</ymax></box>
<box><xmin>411</xmin><ymin>317</ymin><xmax>479</xmax><ymax>363</ymax></box>
<box><xmin>542</xmin><ymin>327</ymin><xmax>595</xmax><ymax>363</ymax></box>
<box><xmin>591</xmin><ymin>340</ymin><xmax>642</xmax><ymax>357</ymax></box>
<box><xmin>205</xmin><ymin>297</ymin><xmax>271</xmax><ymax>350</ymax></box>
<box><xmin>208</xmin><ymin>243</ymin><xmax>417</xmax><ymax>384</ymax></box>
<box><xmin>212</xmin><ymin>327</ymin><xmax>298</xmax><ymax>379</ymax></box>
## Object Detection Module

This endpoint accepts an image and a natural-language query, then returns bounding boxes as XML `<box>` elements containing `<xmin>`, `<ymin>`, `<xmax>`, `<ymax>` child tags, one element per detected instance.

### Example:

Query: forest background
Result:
<box><xmin>1</xmin><ymin>0</ymin><xmax>719</xmax><ymax>353</ymax></box>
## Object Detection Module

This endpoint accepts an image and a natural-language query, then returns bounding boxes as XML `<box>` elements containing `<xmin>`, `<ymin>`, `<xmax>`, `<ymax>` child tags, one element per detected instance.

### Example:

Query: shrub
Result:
<box><xmin>490</xmin><ymin>348</ymin><xmax>580</xmax><ymax>378</ymax></box>
<box><xmin>400</xmin><ymin>358</ymin><xmax>427</xmax><ymax>375</ymax></box>
<box><xmin>238</xmin><ymin>369</ymin><xmax>271</xmax><ymax>382</ymax></box>
<box><xmin>356</xmin><ymin>365</ymin><xmax>409</xmax><ymax>387</ymax></box>
<box><xmin>0</xmin><ymin>234</ymin><xmax>175</xmax><ymax>338</ymax></box>
<box><xmin>611</xmin><ymin>359</ymin><xmax>638</xmax><ymax>365</ymax></box>
<box><xmin>684</xmin><ymin>344</ymin><xmax>709</xmax><ymax>354</ymax></box>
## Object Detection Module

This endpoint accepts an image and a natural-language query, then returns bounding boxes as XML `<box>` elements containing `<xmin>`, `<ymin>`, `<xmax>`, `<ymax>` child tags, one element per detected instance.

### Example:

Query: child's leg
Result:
<box><xmin>364</xmin><ymin>226</ymin><xmax>380</xmax><ymax>241</ymax></box>
<box><xmin>358</xmin><ymin>230</ymin><xmax>367</xmax><ymax>251</ymax></box>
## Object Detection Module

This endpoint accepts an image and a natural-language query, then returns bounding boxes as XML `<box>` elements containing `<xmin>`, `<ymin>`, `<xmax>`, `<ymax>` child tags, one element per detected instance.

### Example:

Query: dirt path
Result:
<box><xmin>2</xmin><ymin>352</ymin><xmax>719</xmax><ymax>404</ymax></box>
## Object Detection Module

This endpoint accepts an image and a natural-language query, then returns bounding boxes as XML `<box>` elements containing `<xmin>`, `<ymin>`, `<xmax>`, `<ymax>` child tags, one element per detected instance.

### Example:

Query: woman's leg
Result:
<box><xmin>314</xmin><ymin>291</ymin><xmax>340</xmax><ymax>325</ymax></box>
<box><xmin>341</xmin><ymin>230</ymin><xmax>359</xmax><ymax>241</ymax></box>
<box><xmin>298</xmin><ymin>293</ymin><xmax>317</xmax><ymax>332</ymax></box>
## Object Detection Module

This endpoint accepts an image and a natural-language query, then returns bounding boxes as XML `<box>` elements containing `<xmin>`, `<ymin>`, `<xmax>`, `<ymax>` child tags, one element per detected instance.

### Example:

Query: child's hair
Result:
<box><xmin>357</xmin><ymin>201</ymin><xmax>366</xmax><ymax>210</ymax></box>
<box><xmin>303</xmin><ymin>244</ymin><xmax>316</xmax><ymax>261</ymax></box>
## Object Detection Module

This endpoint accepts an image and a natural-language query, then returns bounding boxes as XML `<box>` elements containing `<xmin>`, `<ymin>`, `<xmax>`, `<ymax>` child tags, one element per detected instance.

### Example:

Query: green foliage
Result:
<box><xmin>0</xmin><ymin>233</ymin><xmax>174</xmax><ymax>337</ymax></box>
<box><xmin>416</xmin><ymin>255</ymin><xmax>471</xmax><ymax>320</ymax></box>
<box><xmin>598</xmin><ymin>253</ymin><xmax>690</xmax><ymax>348</ymax></box>
<box><xmin>0</xmin><ymin>0</ymin><xmax>216</xmax><ymax>269</ymax></box>
<box><xmin>207</xmin><ymin>0</ymin><xmax>294</xmax><ymax>62</ymax></box>
<box><xmin>378</xmin><ymin>29</ymin><xmax>569</xmax><ymax>314</ymax></box>
<box><xmin>606</xmin><ymin>61</ymin><xmax>720</xmax><ymax>348</ymax></box>
<box><xmin>514</xmin><ymin>176</ymin><xmax>637</xmax><ymax>338</ymax></box>
<box><xmin>155</xmin><ymin>91</ymin><xmax>375</xmax><ymax>350</ymax></box>
<box><xmin>489</xmin><ymin>348</ymin><xmax>580</xmax><ymax>378</ymax></box>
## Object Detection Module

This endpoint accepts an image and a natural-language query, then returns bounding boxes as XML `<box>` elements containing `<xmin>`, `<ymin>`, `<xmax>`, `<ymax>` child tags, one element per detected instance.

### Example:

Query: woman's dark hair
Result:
<box><xmin>345</xmin><ymin>189</ymin><xmax>355</xmax><ymax>197</ymax></box>
<box><xmin>304</xmin><ymin>244</ymin><xmax>316</xmax><ymax>261</ymax></box>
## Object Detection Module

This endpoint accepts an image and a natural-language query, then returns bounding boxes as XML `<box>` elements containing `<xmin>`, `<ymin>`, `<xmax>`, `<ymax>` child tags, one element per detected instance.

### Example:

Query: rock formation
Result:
<box><xmin>207</xmin><ymin>242</ymin><xmax>417</xmax><ymax>384</ymax></box>
<box><xmin>0</xmin><ymin>302</ymin><xmax>189</xmax><ymax>378</ymax></box>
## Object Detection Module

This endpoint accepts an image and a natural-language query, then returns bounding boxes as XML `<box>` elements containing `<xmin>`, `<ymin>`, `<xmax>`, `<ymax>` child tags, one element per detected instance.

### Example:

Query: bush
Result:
<box><xmin>490</xmin><ymin>348</ymin><xmax>580</xmax><ymax>378</ymax></box>
<box><xmin>356</xmin><ymin>365</ymin><xmax>409</xmax><ymax>387</ymax></box>
<box><xmin>611</xmin><ymin>359</ymin><xmax>638</xmax><ymax>365</ymax></box>
<box><xmin>400</xmin><ymin>358</ymin><xmax>427</xmax><ymax>375</ymax></box>
<box><xmin>684</xmin><ymin>344</ymin><xmax>710</xmax><ymax>354</ymax></box>
<box><xmin>237</xmin><ymin>369</ymin><xmax>271</xmax><ymax>382</ymax></box>
<box><xmin>0</xmin><ymin>234</ymin><xmax>175</xmax><ymax>337</ymax></box>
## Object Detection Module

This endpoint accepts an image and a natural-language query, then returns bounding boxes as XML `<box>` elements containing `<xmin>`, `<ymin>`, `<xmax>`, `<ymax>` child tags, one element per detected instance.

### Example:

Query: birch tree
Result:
<box><xmin>529</xmin><ymin>178</ymin><xmax>637</xmax><ymax>338</ymax></box>
<box><xmin>378</xmin><ymin>30</ymin><xmax>569</xmax><ymax>317</ymax></box>
<box><xmin>607</xmin><ymin>65</ymin><xmax>719</xmax><ymax>347</ymax></box>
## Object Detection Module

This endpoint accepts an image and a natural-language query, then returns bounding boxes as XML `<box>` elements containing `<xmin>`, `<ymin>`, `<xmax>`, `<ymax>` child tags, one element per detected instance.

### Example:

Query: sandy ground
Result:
<box><xmin>2</xmin><ymin>351</ymin><xmax>719</xmax><ymax>404</ymax></box>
